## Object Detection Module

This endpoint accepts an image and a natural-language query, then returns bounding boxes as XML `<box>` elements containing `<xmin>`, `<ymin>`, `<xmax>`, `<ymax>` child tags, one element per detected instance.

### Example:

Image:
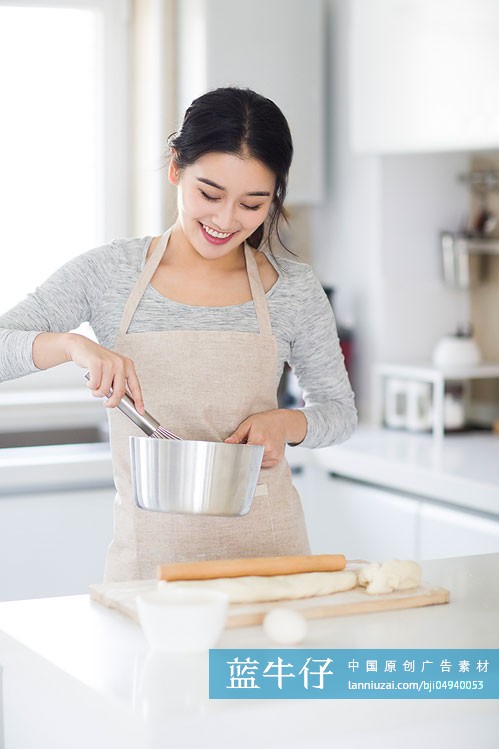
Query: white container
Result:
<box><xmin>384</xmin><ymin>378</ymin><xmax>433</xmax><ymax>431</ymax></box>
<box><xmin>384</xmin><ymin>378</ymin><xmax>408</xmax><ymax>428</ymax></box>
<box><xmin>405</xmin><ymin>381</ymin><xmax>433</xmax><ymax>432</ymax></box>
<box><xmin>433</xmin><ymin>335</ymin><xmax>482</xmax><ymax>368</ymax></box>
<box><xmin>136</xmin><ymin>587</ymin><xmax>229</xmax><ymax>652</ymax></box>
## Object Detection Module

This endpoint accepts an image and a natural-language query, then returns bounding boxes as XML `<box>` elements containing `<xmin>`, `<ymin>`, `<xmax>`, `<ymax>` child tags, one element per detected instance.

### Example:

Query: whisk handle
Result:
<box><xmin>84</xmin><ymin>371</ymin><xmax>160</xmax><ymax>436</ymax></box>
<box><xmin>116</xmin><ymin>392</ymin><xmax>161</xmax><ymax>436</ymax></box>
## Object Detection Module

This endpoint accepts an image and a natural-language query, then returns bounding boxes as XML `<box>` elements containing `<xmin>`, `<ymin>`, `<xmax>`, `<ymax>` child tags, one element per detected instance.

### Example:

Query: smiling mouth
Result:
<box><xmin>201</xmin><ymin>223</ymin><xmax>234</xmax><ymax>239</ymax></box>
<box><xmin>199</xmin><ymin>222</ymin><xmax>237</xmax><ymax>244</ymax></box>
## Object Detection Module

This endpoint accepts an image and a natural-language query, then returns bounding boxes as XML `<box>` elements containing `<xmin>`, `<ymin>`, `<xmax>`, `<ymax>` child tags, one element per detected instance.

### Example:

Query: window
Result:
<box><xmin>0</xmin><ymin>0</ymin><xmax>130</xmax><ymax>351</ymax></box>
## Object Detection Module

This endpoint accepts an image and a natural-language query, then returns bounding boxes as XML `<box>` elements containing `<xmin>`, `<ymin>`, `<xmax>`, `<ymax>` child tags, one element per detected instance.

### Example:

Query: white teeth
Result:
<box><xmin>202</xmin><ymin>224</ymin><xmax>232</xmax><ymax>239</ymax></box>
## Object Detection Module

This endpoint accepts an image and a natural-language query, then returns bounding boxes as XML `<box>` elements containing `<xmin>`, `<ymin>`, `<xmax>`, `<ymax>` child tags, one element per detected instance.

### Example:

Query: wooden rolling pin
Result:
<box><xmin>157</xmin><ymin>554</ymin><xmax>346</xmax><ymax>581</ymax></box>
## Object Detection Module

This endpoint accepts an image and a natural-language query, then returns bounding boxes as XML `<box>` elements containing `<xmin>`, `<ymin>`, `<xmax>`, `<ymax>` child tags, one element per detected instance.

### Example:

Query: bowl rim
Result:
<box><xmin>129</xmin><ymin>435</ymin><xmax>265</xmax><ymax>454</ymax></box>
<box><xmin>136</xmin><ymin>587</ymin><xmax>229</xmax><ymax>607</ymax></box>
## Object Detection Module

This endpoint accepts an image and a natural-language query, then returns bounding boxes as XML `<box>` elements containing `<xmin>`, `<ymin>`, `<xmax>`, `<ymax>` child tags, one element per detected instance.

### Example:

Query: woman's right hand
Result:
<box><xmin>65</xmin><ymin>333</ymin><xmax>145</xmax><ymax>414</ymax></box>
<box><xmin>32</xmin><ymin>331</ymin><xmax>145</xmax><ymax>413</ymax></box>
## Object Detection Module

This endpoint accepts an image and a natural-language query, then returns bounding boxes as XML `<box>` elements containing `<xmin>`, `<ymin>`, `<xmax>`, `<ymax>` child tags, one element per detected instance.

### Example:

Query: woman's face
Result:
<box><xmin>169</xmin><ymin>151</ymin><xmax>276</xmax><ymax>260</ymax></box>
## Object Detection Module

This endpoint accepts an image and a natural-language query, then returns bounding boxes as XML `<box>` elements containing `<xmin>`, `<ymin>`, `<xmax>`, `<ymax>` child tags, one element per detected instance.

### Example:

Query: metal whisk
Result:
<box><xmin>84</xmin><ymin>372</ymin><xmax>182</xmax><ymax>440</ymax></box>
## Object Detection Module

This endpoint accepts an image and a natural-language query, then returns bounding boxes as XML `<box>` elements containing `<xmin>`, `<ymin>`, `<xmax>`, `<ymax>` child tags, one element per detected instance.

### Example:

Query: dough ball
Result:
<box><xmin>357</xmin><ymin>562</ymin><xmax>381</xmax><ymax>587</ymax></box>
<box><xmin>381</xmin><ymin>559</ymin><xmax>421</xmax><ymax>590</ymax></box>
<box><xmin>363</xmin><ymin>569</ymin><xmax>394</xmax><ymax>595</ymax></box>
<box><xmin>263</xmin><ymin>607</ymin><xmax>308</xmax><ymax>645</ymax></box>
<box><xmin>358</xmin><ymin>559</ymin><xmax>421</xmax><ymax>595</ymax></box>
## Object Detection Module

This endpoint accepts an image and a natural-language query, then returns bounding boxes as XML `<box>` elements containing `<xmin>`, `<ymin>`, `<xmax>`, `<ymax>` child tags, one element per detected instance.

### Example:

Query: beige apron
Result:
<box><xmin>104</xmin><ymin>228</ymin><xmax>310</xmax><ymax>582</ymax></box>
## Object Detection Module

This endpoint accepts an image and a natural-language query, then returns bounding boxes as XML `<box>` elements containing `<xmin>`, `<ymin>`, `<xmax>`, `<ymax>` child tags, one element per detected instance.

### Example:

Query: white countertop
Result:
<box><xmin>1</xmin><ymin>418</ymin><xmax>497</xmax><ymax>520</ymax></box>
<box><xmin>313</xmin><ymin>425</ymin><xmax>499</xmax><ymax>516</ymax></box>
<box><xmin>0</xmin><ymin>554</ymin><xmax>498</xmax><ymax>749</ymax></box>
<box><xmin>0</xmin><ymin>442</ymin><xmax>308</xmax><ymax>495</ymax></box>
<box><xmin>0</xmin><ymin>442</ymin><xmax>113</xmax><ymax>494</ymax></box>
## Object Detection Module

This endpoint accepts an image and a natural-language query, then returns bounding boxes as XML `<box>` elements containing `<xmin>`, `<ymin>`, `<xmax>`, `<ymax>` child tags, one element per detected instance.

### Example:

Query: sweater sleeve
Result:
<box><xmin>0</xmin><ymin>243</ymin><xmax>121</xmax><ymax>382</ymax></box>
<box><xmin>289</xmin><ymin>266</ymin><xmax>357</xmax><ymax>449</ymax></box>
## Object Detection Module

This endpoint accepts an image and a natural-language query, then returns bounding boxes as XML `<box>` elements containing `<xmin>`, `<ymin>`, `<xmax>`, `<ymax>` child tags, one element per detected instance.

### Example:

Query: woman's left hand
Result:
<box><xmin>224</xmin><ymin>409</ymin><xmax>307</xmax><ymax>468</ymax></box>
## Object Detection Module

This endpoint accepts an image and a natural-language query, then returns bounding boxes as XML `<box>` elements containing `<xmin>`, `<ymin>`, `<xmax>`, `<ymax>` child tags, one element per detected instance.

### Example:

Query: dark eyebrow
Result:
<box><xmin>196</xmin><ymin>177</ymin><xmax>270</xmax><ymax>197</ymax></box>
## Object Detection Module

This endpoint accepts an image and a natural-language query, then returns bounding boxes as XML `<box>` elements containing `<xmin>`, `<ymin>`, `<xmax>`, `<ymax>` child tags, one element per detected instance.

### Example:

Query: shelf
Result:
<box><xmin>374</xmin><ymin>362</ymin><xmax>499</xmax><ymax>381</ymax></box>
<box><xmin>372</xmin><ymin>362</ymin><xmax>499</xmax><ymax>441</ymax></box>
<box><xmin>441</xmin><ymin>232</ymin><xmax>499</xmax><ymax>256</ymax></box>
<box><xmin>466</xmin><ymin>239</ymin><xmax>499</xmax><ymax>255</ymax></box>
<box><xmin>0</xmin><ymin>387</ymin><xmax>106</xmax><ymax>433</ymax></box>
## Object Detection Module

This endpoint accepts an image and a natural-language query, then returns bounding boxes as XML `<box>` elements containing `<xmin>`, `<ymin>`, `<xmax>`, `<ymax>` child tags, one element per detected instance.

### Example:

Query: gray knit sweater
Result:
<box><xmin>0</xmin><ymin>237</ymin><xmax>357</xmax><ymax>448</ymax></box>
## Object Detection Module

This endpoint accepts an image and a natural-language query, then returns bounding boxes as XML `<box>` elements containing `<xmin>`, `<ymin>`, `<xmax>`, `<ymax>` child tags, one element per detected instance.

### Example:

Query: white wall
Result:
<box><xmin>176</xmin><ymin>0</ymin><xmax>325</xmax><ymax>205</ymax></box>
<box><xmin>378</xmin><ymin>152</ymin><xmax>471</xmax><ymax>364</ymax></box>
<box><xmin>310</xmin><ymin>0</ymin><xmax>470</xmax><ymax>417</ymax></box>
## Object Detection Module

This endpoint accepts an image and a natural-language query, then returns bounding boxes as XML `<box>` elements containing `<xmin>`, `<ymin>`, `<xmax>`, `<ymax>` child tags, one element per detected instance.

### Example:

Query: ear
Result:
<box><xmin>168</xmin><ymin>157</ymin><xmax>180</xmax><ymax>186</ymax></box>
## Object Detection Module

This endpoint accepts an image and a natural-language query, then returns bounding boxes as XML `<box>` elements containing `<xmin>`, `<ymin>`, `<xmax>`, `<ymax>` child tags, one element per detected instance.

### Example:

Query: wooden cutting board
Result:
<box><xmin>89</xmin><ymin>563</ymin><xmax>450</xmax><ymax>628</ymax></box>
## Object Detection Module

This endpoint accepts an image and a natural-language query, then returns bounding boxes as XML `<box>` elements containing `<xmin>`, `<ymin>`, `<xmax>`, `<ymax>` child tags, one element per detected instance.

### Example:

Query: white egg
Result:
<box><xmin>262</xmin><ymin>607</ymin><xmax>308</xmax><ymax>645</ymax></box>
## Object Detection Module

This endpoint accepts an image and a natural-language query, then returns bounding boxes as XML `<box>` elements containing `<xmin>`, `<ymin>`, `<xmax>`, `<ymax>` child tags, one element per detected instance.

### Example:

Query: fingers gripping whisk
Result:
<box><xmin>84</xmin><ymin>372</ymin><xmax>182</xmax><ymax>440</ymax></box>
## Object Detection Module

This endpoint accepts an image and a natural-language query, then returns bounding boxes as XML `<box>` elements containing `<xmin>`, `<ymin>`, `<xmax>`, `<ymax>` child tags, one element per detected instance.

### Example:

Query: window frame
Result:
<box><xmin>0</xmin><ymin>0</ymin><xmax>132</xmax><ymax>396</ymax></box>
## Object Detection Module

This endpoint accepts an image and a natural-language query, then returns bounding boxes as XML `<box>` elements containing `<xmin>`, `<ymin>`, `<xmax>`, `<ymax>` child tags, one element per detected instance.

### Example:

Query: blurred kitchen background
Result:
<box><xmin>1</xmin><ymin>0</ymin><xmax>499</xmax><ymax>601</ymax></box>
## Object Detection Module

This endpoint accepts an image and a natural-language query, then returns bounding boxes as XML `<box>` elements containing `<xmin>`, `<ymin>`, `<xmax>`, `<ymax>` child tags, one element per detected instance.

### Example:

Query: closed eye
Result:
<box><xmin>200</xmin><ymin>189</ymin><xmax>262</xmax><ymax>211</ymax></box>
<box><xmin>200</xmin><ymin>189</ymin><xmax>219</xmax><ymax>202</ymax></box>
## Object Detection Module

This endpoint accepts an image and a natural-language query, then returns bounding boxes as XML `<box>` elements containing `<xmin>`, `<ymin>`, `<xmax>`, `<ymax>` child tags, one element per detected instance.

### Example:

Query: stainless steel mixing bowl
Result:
<box><xmin>130</xmin><ymin>436</ymin><xmax>265</xmax><ymax>516</ymax></box>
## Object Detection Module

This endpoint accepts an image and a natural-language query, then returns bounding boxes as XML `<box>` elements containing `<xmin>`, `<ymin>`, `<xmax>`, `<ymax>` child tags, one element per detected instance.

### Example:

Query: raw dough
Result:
<box><xmin>358</xmin><ymin>559</ymin><xmax>421</xmax><ymax>595</ymax></box>
<box><xmin>158</xmin><ymin>569</ymin><xmax>357</xmax><ymax>604</ymax></box>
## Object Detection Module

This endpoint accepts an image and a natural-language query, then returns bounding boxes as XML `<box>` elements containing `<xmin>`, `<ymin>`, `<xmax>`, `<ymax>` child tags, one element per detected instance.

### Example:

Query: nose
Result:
<box><xmin>211</xmin><ymin>202</ymin><xmax>237</xmax><ymax>232</ymax></box>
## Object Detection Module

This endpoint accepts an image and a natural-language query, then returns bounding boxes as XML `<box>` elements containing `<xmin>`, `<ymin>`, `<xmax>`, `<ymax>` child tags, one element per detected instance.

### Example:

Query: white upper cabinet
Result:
<box><xmin>349</xmin><ymin>0</ymin><xmax>499</xmax><ymax>153</ymax></box>
<box><xmin>177</xmin><ymin>0</ymin><xmax>326</xmax><ymax>204</ymax></box>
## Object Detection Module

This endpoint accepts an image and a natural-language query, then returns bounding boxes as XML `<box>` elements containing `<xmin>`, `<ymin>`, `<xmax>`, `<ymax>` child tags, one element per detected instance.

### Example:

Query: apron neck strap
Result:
<box><xmin>118</xmin><ymin>228</ymin><xmax>273</xmax><ymax>337</ymax></box>
<box><xmin>118</xmin><ymin>228</ymin><xmax>173</xmax><ymax>336</ymax></box>
<box><xmin>244</xmin><ymin>245</ymin><xmax>273</xmax><ymax>336</ymax></box>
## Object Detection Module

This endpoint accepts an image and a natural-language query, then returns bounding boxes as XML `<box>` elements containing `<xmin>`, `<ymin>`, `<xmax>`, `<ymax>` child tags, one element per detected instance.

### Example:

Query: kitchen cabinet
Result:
<box><xmin>301</xmin><ymin>468</ymin><xmax>420</xmax><ymax>560</ymax></box>
<box><xmin>301</xmin><ymin>465</ymin><xmax>499</xmax><ymax>561</ymax></box>
<box><xmin>0</xmin><ymin>487</ymin><xmax>114</xmax><ymax>601</ymax></box>
<box><xmin>350</xmin><ymin>0</ymin><xmax>499</xmax><ymax>153</ymax></box>
<box><xmin>420</xmin><ymin>501</ymin><xmax>499</xmax><ymax>559</ymax></box>
<box><xmin>176</xmin><ymin>0</ymin><xmax>325</xmax><ymax>204</ymax></box>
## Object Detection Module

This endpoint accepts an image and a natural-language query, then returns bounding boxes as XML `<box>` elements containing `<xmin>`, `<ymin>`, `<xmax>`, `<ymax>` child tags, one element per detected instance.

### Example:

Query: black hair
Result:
<box><xmin>167</xmin><ymin>87</ymin><xmax>293</xmax><ymax>252</ymax></box>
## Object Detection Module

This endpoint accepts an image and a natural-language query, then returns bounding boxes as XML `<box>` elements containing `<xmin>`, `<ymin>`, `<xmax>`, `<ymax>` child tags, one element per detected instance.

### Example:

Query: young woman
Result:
<box><xmin>0</xmin><ymin>87</ymin><xmax>357</xmax><ymax>581</ymax></box>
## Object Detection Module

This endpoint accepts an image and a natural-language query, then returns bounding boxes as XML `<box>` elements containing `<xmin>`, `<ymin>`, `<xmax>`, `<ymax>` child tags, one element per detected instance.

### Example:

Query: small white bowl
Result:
<box><xmin>136</xmin><ymin>586</ymin><xmax>229</xmax><ymax>653</ymax></box>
